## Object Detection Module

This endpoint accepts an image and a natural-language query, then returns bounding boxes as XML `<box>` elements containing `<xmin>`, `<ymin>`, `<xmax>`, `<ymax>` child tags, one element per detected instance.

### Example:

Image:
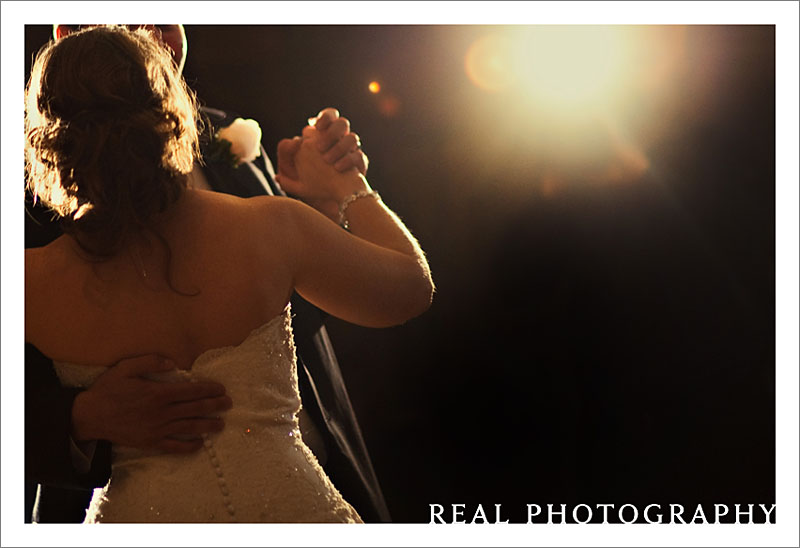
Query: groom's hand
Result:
<box><xmin>70</xmin><ymin>354</ymin><xmax>232</xmax><ymax>453</ymax></box>
<box><xmin>276</xmin><ymin>107</ymin><xmax>368</xmax><ymax>188</ymax></box>
<box><xmin>312</xmin><ymin>108</ymin><xmax>368</xmax><ymax>174</ymax></box>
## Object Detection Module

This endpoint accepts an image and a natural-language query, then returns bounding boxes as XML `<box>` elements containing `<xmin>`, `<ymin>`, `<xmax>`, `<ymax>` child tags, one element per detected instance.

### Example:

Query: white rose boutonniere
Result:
<box><xmin>209</xmin><ymin>118</ymin><xmax>262</xmax><ymax>168</ymax></box>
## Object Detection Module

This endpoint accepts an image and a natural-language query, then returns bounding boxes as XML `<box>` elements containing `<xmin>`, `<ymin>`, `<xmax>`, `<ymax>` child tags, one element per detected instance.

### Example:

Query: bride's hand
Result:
<box><xmin>278</xmin><ymin>108</ymin><xmax>368</xmax><ymax>179</ymax></box>
<box><xmin>311</xmin><ymin>108</ymin><xmax>368</xmax><ymax>174</ymax></box>
<box><xmin>277</xmin><ymin>126</ymin><xmax>370</xmax><ymax>222</ymax></box>
<box><xmin>276</xmin><ymin>108</ymin><xmax>368</xmax><ymax>221</ymax></box>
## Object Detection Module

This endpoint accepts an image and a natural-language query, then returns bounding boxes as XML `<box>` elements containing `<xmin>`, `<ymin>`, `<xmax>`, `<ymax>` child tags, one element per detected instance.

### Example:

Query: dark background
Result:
<box><xmin>25</xmin><ymin>25</ymin><xmax>775</xmax><ymax>523</ymax></box>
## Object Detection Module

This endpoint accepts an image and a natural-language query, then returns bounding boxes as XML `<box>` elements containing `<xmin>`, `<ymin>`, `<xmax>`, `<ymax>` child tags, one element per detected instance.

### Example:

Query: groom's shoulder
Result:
<box><xmin>199</xmin><ymin>106</ymin><xmax>242</xmax><ymax>130</ymax></box>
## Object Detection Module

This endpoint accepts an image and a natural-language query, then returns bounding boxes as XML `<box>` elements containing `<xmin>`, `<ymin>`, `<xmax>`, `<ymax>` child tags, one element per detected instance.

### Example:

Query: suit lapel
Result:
<box><xmin>201</xmin><ymin>153</ymin><xmax>273</xmax><ymax>198</ymax></box>
<box><xmin>198</xmin><ymin>107</ymin><xmax>280</xmax><ymax>198</ymax></box>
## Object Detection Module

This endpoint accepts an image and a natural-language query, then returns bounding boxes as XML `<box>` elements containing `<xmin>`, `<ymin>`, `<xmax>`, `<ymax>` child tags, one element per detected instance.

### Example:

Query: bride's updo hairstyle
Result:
<box><xmin>25</xmin><ymin>25</ymin><xmax>199</xmax><ymax>257</ymax></box>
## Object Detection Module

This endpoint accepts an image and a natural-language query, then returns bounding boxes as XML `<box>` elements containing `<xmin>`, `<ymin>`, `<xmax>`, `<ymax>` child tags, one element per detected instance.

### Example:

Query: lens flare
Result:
<box><xmin>461</xmin><ymin>26</ymin><xmax>656</xmax><ymax>191</ymax></box>
<box><xmin>464</xmin><ymin>33</ymin><xmax>518</xmax><ymax>92</ymax></box>
<box><xmin>465</xmin><ymin>26</ymin><xmax>635</xmax><ymax>110</ymax></box>
<box><xmin>378</xmin><ymin>95</ymin><xmax>400</xmax><ymax>117</ymax></box>
<box><xmin>518</xmin><ymin>26</ymin><xmax>631</xmax><ymax>107</ymax></box>
<box><xmin>368</xmin><ymin>81</ymin><xmax>381</xmax><ymax>93</ymax></box>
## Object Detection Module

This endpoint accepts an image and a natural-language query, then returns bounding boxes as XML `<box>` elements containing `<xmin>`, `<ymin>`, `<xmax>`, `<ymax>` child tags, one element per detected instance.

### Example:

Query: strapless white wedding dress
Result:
<box><xmin>53</xmin><ymin>305</ymin><xmax>362</xmax><ymax>523</ymax></box>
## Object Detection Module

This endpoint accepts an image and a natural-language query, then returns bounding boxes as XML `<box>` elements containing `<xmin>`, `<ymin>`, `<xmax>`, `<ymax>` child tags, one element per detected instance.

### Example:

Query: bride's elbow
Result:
<box><xmin>391</xmin><ymin>264</ymin><xmax>434</xmax><ymax>325</ymax></box>
<box><xmin>412</xmin><ymin>268</ymin><xmax>435</xmax><ymax>316</ymax></box>
<box><xmin>345</xmin><ymin>259</ymin><xmax>434</xmax><ymax>328</ymax></box>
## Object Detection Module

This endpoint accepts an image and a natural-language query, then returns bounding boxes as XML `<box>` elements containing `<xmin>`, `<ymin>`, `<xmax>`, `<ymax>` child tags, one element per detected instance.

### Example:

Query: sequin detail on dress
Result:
<box><xmin>54</xmin><ymin>305</ymin><xmax>362</xmax><ymax>523</ymax></box>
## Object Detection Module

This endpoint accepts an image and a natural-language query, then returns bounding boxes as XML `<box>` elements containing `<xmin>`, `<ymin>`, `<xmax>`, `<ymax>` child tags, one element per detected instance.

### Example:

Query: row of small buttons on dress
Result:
<box><xmin>180</xmin><ymin>369</ymin><xmax>237</xmax><ymax>522</ymax></box>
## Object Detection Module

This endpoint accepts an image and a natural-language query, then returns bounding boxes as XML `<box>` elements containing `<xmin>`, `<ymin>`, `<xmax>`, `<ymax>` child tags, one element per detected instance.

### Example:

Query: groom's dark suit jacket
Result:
<box><xmin>25</xmin><ymin>107</ymin><xmax>391</xmax><ymax>523</ymax></box>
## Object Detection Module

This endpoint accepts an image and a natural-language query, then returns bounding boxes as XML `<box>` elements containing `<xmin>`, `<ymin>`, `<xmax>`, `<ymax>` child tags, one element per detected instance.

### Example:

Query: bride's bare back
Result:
<box><xmin>26</xmin><ymin>190</ymin><xmax>295</xmax><ymax>370</ymax></box>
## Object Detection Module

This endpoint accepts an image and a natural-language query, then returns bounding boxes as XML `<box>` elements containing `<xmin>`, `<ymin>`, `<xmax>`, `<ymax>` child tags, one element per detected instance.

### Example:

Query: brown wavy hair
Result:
<box><xmin>25</xmin><ymin>25</ymin><xmax>199</xmax><ymax>258</ymax></box>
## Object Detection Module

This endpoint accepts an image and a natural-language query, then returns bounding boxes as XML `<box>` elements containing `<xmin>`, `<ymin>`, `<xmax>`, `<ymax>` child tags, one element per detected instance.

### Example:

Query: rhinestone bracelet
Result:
<box><xmin>338</xmin><ymin>189</ymin><xmax>380</xmax><ymax>230</ymax></box>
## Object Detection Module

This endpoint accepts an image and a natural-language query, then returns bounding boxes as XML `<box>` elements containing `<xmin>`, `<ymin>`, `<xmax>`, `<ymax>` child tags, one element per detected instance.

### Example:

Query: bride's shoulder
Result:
<box><xmin>203</xmin><ymin>191</ymin><xmax>303</xmax><ymax>228</ymax></box>
<box><xmin>184</xmin><ymin>190</ymin><xmax>301</xmax><ymax>243</ymax></box>
<box><xmin>188</xmin><ymin>188</ymin><xmax>293</xmax><ymax>215</ymax></box>
<box><xmin>25</xmin><ymin>237</ymin><xmax>69</xmax><ymax>278</ymax></box>
<box><xmin>25</xmin><ymin>243</ymin><xmax>63</xmax><ymax>335</ymax></box>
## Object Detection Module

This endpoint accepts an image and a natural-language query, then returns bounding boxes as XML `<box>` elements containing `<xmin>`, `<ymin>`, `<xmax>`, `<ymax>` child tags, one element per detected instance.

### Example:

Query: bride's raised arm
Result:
<box><xmin>263</xmin><ymin>126</ymin><xmax>433</xmax><ymax>328</ymax></box>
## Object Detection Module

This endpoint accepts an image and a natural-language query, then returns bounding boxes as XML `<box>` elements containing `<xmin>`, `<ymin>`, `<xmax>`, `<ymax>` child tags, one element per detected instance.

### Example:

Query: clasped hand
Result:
<box><xmin>277</xmin><ymin>108</ymin><xmax>370</xmax><ymax>222</ymax></box>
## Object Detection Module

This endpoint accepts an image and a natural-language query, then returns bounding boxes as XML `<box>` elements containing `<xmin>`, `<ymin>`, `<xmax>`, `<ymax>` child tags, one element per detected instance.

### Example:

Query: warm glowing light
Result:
<box><xmin>378</xmin><ymin>95</ymin><xmax>400</xmax><ymax>117</ymax></box>
<box><xmin>368</xmin><ymin>81</ymin><xmax>381</xmax><ymax>94</ymax></box>
<box><xmin>461</xmin><ymin>27</ymin><xmax>656</xmax><ymax>190</ymax></box>
<box><xmin>465</xmin><ymin>27</ymin><xmax>635</xmax><ymax>111</ymax></box>
<box><xmin>464</xmin><ymin>34</ymin><xmax>518</xmax><ymax>92</ymax></box>
<box><xmin>519</xmin><ymin>26</ymin><xmax>631</xmax><ymax>108</ymax></box>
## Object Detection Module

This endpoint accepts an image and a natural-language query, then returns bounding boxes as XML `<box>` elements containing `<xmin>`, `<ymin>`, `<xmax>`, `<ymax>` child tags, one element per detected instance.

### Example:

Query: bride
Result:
<box><xmin>24</xmin><ymin>26</ymin><xmax>433</xmax><ymax>523</ymax></box>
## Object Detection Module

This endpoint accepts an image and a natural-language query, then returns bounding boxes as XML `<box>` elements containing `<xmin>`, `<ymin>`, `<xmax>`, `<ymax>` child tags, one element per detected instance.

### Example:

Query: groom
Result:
<box><xmin>26</xmin><ymin>24</ymin><xmax>390</xmax><ymax>523</ymax></box>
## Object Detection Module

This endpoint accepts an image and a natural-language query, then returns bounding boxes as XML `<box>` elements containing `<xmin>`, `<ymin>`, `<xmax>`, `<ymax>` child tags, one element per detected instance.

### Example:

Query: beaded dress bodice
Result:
<box><xmin>53</xmin><ymin>305</ymin><xmax>362</xmax><ymax>523</ymax></box>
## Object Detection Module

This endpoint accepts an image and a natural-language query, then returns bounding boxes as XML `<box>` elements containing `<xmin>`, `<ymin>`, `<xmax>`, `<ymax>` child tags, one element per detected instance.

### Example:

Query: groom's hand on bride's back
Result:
<box><xmin>70</xmin><ymin>354</ymin><xmax>233</xmax><ymax>453</ymax></box>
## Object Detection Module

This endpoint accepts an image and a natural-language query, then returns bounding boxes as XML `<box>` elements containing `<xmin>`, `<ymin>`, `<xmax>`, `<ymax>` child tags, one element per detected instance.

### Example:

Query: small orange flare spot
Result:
<box><xmin>368</xmin><ymin>81</ymin><xmax>381</xmax><ymax>94</ymax></box>
<box><xmin>378</xmin><ymin>95</ymin><xmax>401</xmax><ymax>117</ymax></box>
